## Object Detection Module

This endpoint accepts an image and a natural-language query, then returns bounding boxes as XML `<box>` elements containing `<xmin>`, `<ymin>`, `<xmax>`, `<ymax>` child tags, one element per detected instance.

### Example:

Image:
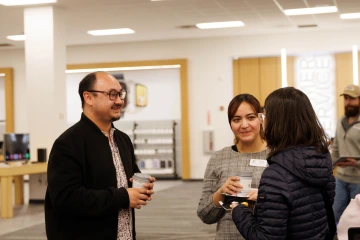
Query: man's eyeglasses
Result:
<box><xmin>87</xmin><ymin>89</ymin><xmax>127</xmax><ymax>100</ymax></box>
<box><xmin>258</xmin><ymin>113</ymin><xmax>265</xmax><ymax>122</ymax></box>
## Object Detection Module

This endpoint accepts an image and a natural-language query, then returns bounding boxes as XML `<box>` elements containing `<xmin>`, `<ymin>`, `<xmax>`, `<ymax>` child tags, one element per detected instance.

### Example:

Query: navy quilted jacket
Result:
<box><xmin>232</xmin><ymin>146</ymin><xmax>336</xmax><ymax>240</ymax></box>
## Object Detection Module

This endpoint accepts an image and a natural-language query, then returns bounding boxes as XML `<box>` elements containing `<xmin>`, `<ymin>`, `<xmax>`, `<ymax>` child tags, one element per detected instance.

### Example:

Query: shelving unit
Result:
<box><xmin>133</xmin><ymin>120</ymin><xmax>178</xmax><ymax>179</ymax></box>
<box><xmin>114</xmin><ymin>119</ymin><xmax>180</xmax><ymax>179</ymax></box>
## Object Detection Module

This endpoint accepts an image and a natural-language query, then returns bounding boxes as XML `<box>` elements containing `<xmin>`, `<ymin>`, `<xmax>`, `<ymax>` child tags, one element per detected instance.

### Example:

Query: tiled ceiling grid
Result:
<box><xmin>0</xmin><ymin>0</ymin><xmax>360</xmax><ymax>48</ymax></box>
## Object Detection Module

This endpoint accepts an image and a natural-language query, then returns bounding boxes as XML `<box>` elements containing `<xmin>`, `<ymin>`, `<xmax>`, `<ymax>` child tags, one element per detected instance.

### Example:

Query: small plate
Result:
<box><xmin>221</xmin><ymin>193</ymin><xmax>256</xmax><ymax>204</ymax></box>
<box><xmin>221</xmin><ymin>192</ymin><xmax>249</xmax><ymax>198</ymax></box>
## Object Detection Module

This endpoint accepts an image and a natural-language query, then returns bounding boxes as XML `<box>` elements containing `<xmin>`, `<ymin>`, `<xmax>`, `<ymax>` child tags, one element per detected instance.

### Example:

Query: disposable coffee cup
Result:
<box><xmin>132</xmin><ymin>173</ymin><xmax>151</xmax><ymax>188</ymax></box>
<box><xmin>237</xmin><ymin>172</ymin><xmax>253</xmax><ymax>197</ymax></box>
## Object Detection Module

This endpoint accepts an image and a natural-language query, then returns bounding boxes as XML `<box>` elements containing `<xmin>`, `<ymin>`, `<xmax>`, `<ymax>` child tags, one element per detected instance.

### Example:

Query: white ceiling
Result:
<box><xmin>0</xmin><ymin>0</ymin><xmax>360</xmax><ymax>48</ymax></box>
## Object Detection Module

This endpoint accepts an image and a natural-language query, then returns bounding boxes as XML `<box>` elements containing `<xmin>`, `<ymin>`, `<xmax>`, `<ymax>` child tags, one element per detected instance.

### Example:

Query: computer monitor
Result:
<box><xmin>3</xmin><ymin>133</ymin><xmax>30</xmax><ymax>163</ymax></box>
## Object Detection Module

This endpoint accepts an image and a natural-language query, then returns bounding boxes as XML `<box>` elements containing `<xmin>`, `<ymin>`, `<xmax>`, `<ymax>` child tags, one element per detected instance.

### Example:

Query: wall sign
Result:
<box><xmin>135</xmin><ymin>84</ymin><xmax>148</xmax><ymax>107</ymax></box>
<box><xmin>294</xmin><ymin>55</ymin><xmax>336</xmax><ymax>137</ymax></box>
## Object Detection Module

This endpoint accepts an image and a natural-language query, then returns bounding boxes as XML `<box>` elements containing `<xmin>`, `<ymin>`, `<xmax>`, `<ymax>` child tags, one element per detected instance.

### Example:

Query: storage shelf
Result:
<box><xmin>133</xmin><ymin>121</ymin><xmax>177</xmax><ymax>179</ymax></box>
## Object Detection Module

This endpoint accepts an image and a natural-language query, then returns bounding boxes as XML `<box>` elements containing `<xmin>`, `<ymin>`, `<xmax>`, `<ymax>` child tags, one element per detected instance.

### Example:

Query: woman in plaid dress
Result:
<box><xmin>197</xmin><ymin>94</ymin><xmax>268</xmax><ymax>240</ymax></box>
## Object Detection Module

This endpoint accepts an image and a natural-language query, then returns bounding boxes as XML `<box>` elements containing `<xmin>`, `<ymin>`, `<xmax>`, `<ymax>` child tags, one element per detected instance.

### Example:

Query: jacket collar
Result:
<box><xmin>341</xmin><ymin>114</ymin><xmax>360</xmax><ymax>131</ymax></box>
<box><xmin>80</xmin><ymin>113</ymin><xmax>115</xmax><ymax>135</ymax></box>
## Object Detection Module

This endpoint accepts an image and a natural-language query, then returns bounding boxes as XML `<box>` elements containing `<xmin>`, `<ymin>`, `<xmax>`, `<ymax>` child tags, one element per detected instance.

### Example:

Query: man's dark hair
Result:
<box><xmin>264</xmin><ymin>87</ymin><xmax>329</xmax><ymax>158</ymax></box>
<box><xmin>78</xmin><ymin>72</ymin><xmax>98</xmax><ymax>108</ymax></box>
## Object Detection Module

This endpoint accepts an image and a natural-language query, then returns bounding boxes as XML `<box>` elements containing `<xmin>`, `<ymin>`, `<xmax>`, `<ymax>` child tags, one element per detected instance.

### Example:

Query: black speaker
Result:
<box><xmin>37</xmin><ymin>148</ymin><xmax>47</xmax><ymax>162</ymax></box>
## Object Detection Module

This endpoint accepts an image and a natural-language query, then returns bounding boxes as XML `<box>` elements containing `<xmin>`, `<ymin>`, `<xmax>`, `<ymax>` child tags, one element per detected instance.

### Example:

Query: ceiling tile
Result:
<box><xmin>1</xmin><ymin>0</ymin><xmax>360</xmax><ymax>48</ymax></box>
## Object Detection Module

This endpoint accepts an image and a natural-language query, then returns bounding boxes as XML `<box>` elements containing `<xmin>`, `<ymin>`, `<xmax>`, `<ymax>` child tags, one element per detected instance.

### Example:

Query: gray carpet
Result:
<box><xmin>0</xmin><ymin>181</ymin><xmax>340</xmax><ymax>240</ymax></box>
<box><xmin>135</xmin><ymin>181</ymin><xmax>216</xmax><ymax>240</ymax></box>
<box><xmin>0</xmin><ymin>181</ymin><xmax>216</xmax><ymax>240</ymax></box>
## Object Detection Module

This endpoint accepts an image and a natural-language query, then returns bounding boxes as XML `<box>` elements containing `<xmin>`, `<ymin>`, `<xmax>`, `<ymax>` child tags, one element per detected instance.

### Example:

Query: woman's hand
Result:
<box><xmin>246</xmin><ymin>189</ymin><xmax>258</xmax><ymax>201</ymax></box>
<box><xmin>212</xmin><ymin>176</ymin><xmax>242</xmax><ymax>207</ymax></box>
<box><xmin>218</xmin><ymin>176</ymin><xmax>242</xmax><ymax>196</ymax></box>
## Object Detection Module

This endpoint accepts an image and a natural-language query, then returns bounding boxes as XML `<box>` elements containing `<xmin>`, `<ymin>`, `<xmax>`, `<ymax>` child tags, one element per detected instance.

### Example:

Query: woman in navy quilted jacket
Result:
<box><xmin>231</xmin><ymin>87</ymin><xmax>336</xmax><ymax>240</ymax></box>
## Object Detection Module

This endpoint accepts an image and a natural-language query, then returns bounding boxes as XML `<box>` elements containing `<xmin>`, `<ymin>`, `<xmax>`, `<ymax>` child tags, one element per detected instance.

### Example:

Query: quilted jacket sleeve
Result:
<box><xmin>232</xmin><ymin>165</ymin><xmax>290</xmax><ymax>240</ymax></box>
<box><xmin>325</xmin><ymin>175</ymin><xmax>336</xmax><ymax>205</ymax></box>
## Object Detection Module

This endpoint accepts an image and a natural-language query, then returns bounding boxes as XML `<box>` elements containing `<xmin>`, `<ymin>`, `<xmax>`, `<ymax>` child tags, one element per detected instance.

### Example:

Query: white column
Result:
<box><xmin>24</xmin><ymin>6</ymin><xmax>67</xmax><ymax>161</ymax></box>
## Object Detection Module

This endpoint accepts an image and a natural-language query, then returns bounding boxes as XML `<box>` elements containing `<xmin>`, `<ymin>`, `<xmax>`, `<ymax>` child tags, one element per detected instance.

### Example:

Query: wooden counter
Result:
<box><xmin>0</xmin><ymin>162</ymin><xmax>47</xmax><ymax>218</ymax></box>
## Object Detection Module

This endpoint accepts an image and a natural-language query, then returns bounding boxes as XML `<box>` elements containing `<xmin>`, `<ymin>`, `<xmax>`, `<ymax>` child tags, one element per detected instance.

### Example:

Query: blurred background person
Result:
<box><xmin>332</xmin><ymin>84</ymin><xmax>360</xmax><ymax>225</ymax></box>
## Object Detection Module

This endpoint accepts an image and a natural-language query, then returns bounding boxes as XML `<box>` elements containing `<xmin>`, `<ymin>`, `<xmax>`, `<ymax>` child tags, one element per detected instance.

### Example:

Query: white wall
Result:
<box><xmin>0</xmin><ymin>49</ymin><xmax>27</xmax><ymax>133</ymax></box>
<box><xmin>1</xmin><ymin>27</ymin><xmax>360</xmax><ymax>178</ymax></box>
<box><xmin>294</xmin><ymin>55</ymin><xmax>337</xmax><ymax>138</ymax></box>
<box><xmin>66</xmin><ymin>68</ymin><xmax>181</xmax><ymax>125</ymax></box>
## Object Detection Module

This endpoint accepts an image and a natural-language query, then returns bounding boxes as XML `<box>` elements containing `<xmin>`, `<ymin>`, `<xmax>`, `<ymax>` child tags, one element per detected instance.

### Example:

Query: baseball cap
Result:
<box><xmin>340</xmin><ymin>84</ymin><xmax>360</xmax><ymax>98</ymax></box>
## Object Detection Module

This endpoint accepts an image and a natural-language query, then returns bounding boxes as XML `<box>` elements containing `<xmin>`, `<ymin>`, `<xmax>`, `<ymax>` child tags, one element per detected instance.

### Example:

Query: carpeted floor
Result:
<box><xmin>0</xmin><ymin>181</ymin><xmax>216</xmax><ymax>240</ymax></box>
<box><xmin>0</xmin><ymin>181</ymin><xmax>340</xmax><ymax>240</ymax></box>
<box><xmin>135</xmin><ymin>181</ymin><xmax>216</xmax><ymax>240</ymax></box>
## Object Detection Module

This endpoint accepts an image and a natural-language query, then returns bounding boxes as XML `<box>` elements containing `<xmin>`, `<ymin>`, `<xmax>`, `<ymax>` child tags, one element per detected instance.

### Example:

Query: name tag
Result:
<box><xmin>249</xmin><ymin>159</ymin><xmax>268</xmax><ymax>167</ymax></box>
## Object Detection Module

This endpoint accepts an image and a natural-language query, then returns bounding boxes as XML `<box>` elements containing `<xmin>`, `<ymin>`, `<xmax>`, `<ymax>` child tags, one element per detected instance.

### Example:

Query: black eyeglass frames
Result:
<box><xmin>86</xmin><ymin>89</ymin><xmax>127</xmax><ymax>100</ymax></box>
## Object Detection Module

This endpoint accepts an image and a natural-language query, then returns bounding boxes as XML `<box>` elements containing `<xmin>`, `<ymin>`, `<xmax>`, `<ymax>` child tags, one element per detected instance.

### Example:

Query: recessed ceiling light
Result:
<box><xmin>340</xmin><ymin>13</ymin><xmax>360</xmax><ymax>19</ymax></box>
<box><xmin>0</xmin><ymin>0</ymin><xmax>56</xmax><ymax>6</ymax></box>
<box><xmin>284</xmin><ymin>6</ymin><xmax>338</xmax><ymax>16</ymax></box>
<box><xmin>6</xmin><ymin>35</ymin><xmax>26</xmax><ymax>41</ymax></box>
<box><xmin>196</xmin><ymin>21</ymin><xmax>245</xmax><ymax>29</ymax></box>
<box><xmin>87</xmin><ymin>28</ymin><xmax>135</xmax><ymax>36</ymax></box>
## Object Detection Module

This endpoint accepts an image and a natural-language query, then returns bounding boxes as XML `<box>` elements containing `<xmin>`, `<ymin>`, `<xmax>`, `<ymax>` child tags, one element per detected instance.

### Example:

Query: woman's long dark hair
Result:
<box><xmin>264</xmin><ymin>87</ymin><xmax>329</xmax><ymax>158</ymax></box>
<box><xmin>228</xmin><ymin>93</ymin><xmax>264</xmax><ymax>145</ymax></box>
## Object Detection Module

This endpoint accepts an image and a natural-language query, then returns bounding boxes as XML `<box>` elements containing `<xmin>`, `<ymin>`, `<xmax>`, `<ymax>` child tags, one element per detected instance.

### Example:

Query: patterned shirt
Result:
<box><xmin>197</xmin><ymin>146</ymin><xmax>269</xmax><ymax>240</ymax></box>
<box><xmin>104</xmin><ymin>128</ymin><xmax>132</xmax><ymax>240</ymax></box>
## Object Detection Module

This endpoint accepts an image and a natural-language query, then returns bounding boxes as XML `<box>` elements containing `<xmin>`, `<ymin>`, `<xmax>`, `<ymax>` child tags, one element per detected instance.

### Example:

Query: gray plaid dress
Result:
<box><xmin>197</xmin><ymin>146</ymin><xmax>269</xmax><ymax>240</ymax></box>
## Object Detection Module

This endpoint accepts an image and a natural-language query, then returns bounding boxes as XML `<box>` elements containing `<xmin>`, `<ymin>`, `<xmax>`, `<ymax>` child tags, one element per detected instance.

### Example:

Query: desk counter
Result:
<box><xmin>0</xmin><ymin>162</ymin><xmax>47</xmax><ymax>218</ymax></box>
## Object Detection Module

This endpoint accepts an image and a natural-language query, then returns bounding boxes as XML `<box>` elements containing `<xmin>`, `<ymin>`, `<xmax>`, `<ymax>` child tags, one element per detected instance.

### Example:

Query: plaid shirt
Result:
<box><xmin>197</xmin><ymin>146</ymin><xmax>269</xmax><ymax>240</ymax></box>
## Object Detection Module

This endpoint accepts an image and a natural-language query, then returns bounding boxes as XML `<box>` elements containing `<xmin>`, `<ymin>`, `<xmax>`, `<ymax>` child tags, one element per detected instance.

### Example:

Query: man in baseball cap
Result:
<box><xmin>332</xmin><ymin>83</ymin><xmax>360</xmax><ymax>227</ymax></box>
<box><xmin>340</xmin><ymin>84</ymin><xmax>360</xmax><ymax>98</ymax></box>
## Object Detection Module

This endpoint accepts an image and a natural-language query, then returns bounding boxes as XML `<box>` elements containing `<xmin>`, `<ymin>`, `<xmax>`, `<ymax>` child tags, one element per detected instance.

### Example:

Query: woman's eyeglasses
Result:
<box><xmin>258</xmin><ymin>113</ymin><xmax>265</xmax><ymax>122</ymax></box>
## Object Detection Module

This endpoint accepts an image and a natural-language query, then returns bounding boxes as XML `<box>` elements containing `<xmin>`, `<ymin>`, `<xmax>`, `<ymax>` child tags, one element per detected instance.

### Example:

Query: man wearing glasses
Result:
<box><xmin>45</xmin><ymin>71</ymin><xmax>155</xmax><ymax>240</ymax></box>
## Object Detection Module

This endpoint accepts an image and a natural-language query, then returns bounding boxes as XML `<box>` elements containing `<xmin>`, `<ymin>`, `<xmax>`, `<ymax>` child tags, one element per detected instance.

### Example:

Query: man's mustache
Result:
<box><xmin>112</xmin><ymin>104</ymin><xmax>123</xmax><ymax>109</ymax></box>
